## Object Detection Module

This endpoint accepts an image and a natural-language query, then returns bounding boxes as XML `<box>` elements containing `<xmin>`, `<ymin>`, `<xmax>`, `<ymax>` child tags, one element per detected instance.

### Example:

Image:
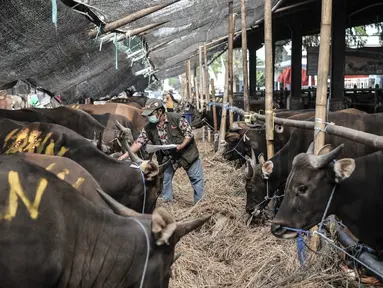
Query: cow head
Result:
<box><xmin>188</xmin><ymin>104</ymin><xmax>206</xmax><ymax>128</ymax></box>
<box><xmin>271</xmin><ymin>143</ymin><xmax>355</xmax><ymax>239</ymax></box>
<box><xmin>223</xmin><ymin>122</ymin><xmax>265</xmax><ymax>162</ymax></box>
<box><xmin>244</xmin><ymin>151</ymin><xmax>274</xmax><ymax>215</ymax></box>
<box><xmin>97</xmin><ymin>189</ymin><xmax>211</xmax><ymax>287</ymax></box>
<box><xmin>120</xmin><ymin>139</ymin><xmax>167</xmax><ymax>213</ymax></box>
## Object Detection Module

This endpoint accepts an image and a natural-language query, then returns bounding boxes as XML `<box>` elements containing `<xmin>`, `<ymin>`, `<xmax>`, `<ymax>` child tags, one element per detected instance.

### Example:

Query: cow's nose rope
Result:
<box><xmin>131</xmin><ymin>218</ymin><xmax>150</xmax><ymax>288</ymax></box>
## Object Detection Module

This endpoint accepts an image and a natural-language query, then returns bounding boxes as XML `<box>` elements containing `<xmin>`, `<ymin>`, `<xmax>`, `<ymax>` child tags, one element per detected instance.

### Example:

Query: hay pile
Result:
<box><xmin>159</xmin><ymin>139</ymin><xmax>363</xmax><ymax>288</ymax></box>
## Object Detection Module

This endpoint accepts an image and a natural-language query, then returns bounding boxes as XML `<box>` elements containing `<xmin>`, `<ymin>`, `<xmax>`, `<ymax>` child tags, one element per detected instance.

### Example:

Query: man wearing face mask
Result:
<box><xmin>119</xmin><ymin>98</ymin><xmax>204</xmax><ymax>204</ymax></box>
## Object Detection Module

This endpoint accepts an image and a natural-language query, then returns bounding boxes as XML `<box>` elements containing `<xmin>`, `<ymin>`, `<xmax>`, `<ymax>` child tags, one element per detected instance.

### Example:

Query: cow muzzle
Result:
<box><xmin>271</xmin><ymin>224</ymin><xmax>298</xmax><ymax>239</ymax></box>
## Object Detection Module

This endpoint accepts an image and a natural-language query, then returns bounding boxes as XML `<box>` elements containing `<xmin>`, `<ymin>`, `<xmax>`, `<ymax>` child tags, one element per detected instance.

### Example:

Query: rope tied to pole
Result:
<box><xmin>314</xmin><ymin>118</ymin><xmax>335</xmax><ymax>136</ymax></box>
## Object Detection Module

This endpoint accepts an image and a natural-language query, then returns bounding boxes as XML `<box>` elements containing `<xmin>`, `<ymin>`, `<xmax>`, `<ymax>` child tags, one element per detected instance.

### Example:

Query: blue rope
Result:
<box><xmin>283</xmin><ymin>227</ymin><xmax>310</xmax><ymax>267</ymax></box>
<box><xmin>51</xmin><ymin>0</ymin><xmax>58</xmax><ymax>29</ymax></box>
<box><xmin>297</xmin><ymin>232</ymin><xmax>306</xmax><ymax>267</ymax></box>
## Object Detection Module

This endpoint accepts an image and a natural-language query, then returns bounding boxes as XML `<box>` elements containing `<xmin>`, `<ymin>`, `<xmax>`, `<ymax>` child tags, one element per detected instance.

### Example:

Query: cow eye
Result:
<box><xmin>297</xmin><ymin>185</ymin><xmax>307</xmax><ymax>195</ymax></box>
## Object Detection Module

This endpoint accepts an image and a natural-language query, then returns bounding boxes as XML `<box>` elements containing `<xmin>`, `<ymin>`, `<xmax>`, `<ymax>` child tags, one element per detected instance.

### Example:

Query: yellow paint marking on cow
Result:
<box><xmin>57</xmin><ymin>146</ymin><xmax>69</xmax><ymax>156</ymax></box>
<box><xmin>1</xmin><ymin>171</ymin><xmax>48</xmax><ymax>221</ymax></box>
<box><xmin>72</xmin><ymin>177</ymin><xmax>85</xmax><ymax>190</ymax></box>
<box><xmin>5</xmin><ymin>128</ymin><xmax>30</xmax><ymax>154</ymax></box>
<box><xmin>3</xmin><ymin>129</ymin><xmax>19</xmax><ymax>148</ymax></box>
<box><xmin>56</xmin><ymin>169</ymin><xmax>69</xmax><ymax>180</ymax></box>
<box><xmin>24</xmin><ymin>130</ymin><xmax>42</xmax><ymax>153</ymax></box>
<box><xmin>45</xmin><ymin>141</ymin><xmax>55</xmax><ymax>155</ymax></box>
<box><xmin>37</xmin><ymin>132</ymin><xmax>53</xmax><ymax>154</ymax></box>
<box><xmin>45</xmin><ymin>163</ymin><xmax>56</xmax><ymax>171</ymax></box>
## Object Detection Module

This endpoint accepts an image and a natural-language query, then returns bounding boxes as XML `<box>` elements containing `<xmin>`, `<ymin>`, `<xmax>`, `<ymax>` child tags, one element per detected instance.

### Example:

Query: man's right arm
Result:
<box><xmin>118</xmin><ymin>141</ymin><xmax>143</xmax><ymax>160</ymax></box>
<box><xmin>118</xmin><ymin>128</ymin><xmax>147</xmax><ymax>160</ymax></box>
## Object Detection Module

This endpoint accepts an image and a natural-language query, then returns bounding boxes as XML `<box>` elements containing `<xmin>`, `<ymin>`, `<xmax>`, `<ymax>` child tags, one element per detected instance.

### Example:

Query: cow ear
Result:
<box><xmin>262</xmin><ymin>161</ymin><xmax>274</xmax><ymax>177</ymax></box>
<box><xmin>140</xmin><ymin>161</ymin><xmax>159</xmax><ymax>180</ymax></box>
<box><xmin>333</xmin><ymin>159</ymin><xmax>355</xmax><ymax>183</ymax></box>
<box><xmin>151</xmin><ymin>207</ymin><xmax>177</xmax><ymax>246</ymax></box>
<box><xmin>317</xmin><ymin>144</ymin><xmax>333</xmax><ymax>156</ymax></box>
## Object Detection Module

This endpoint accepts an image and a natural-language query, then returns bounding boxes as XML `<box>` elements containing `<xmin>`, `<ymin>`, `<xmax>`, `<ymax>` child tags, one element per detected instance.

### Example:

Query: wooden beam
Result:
<box><xmin>249</xmin><ymin>111</ymin><xmax>383</xmax><ymax>157</ymax></box>
<box><xmin>218</xmin><ymin>66</ymin><xmax>229</xmax><ymax>154</ymax></box>
<box><xmin>199</xmin><ymin>46</ymin><xmax>204</xmax><ymax>111</ymax></box>
<box><xmin>241</xmin><ymin>0</ymin><xmax>249</xmax><ymax>112</ymax></box>
<box><xmin>204</xmin><ymin>43</ymin><xmax>210</xmax><ymax>111</ymax></box>
<box><xmin>314</xmin><ymin>0</ymin><xmax>332</xmax><ymax>154</ymax></box>
<box><xmin>110</xmin><ymin>22</ymin><xmax>168</xmax><ymax>42</ymax></box>
<box><xmin>211</xmin><ymin>79</ymin><xmax>218</xmax><ymax>133</ymax></box>
<box><xmin>194</xmin><ymin>72</ymin><xmax>200</xmax><ymax>111</ymax></box>
<box><xmin>228</xmin><ymin>0</ymin><xmax>234</xmax><ymax>126</ymax></box>
<box><xmin>89</xmin><ymin>1</ymin><xmax>179</xmax><ymax>38</ymax></box>
<box><xmin>264</xmin><ymin>0</ymin><xmax>274</xmax><ymax>159</ymax></box>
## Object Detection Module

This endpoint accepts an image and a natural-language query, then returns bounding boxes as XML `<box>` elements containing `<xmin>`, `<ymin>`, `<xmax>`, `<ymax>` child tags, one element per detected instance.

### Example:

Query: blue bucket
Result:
<box><xmin>183</xmin><ymin>113</ymin><xmax>193</xmax><ymax>125</ymax></box>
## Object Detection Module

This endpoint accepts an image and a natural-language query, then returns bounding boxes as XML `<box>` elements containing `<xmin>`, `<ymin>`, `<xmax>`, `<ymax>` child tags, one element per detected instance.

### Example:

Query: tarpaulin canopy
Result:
<box><xmin>0</xmin><ymin>0</ymin><xmax>278</xmax><ymax>103</ymax></box>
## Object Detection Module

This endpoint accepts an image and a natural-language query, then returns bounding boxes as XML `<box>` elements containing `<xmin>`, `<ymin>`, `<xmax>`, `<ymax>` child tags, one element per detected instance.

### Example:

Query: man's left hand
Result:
<box><xmin>176</xmin><ymin>144</ymin><xmax>183</xmax><ymax>152</ymax></box>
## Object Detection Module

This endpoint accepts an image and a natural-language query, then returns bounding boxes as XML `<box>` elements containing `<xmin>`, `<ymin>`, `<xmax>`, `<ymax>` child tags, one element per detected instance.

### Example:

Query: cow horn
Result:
<box><xmin>174</xmin><ymin>214</ymin><xmax>211</xmax><ymax>243</ymax></box>
<box><xmin>311</xmin><ymin>144</ymin><xmax>344</xmax><ymax>168</ymax></box>
<box><xmin>306</xmin><ymin>142</ymin><xmax>315</xmax><ymax>155</ymax></box>
<box><xmin>119</xmin><ymin>139</ymin><xmax>143</xmax><ymax>164</ymax></box>
<box><xmin>96</xmin><ymin>188</ymin><xmax>141</xmax><ymax>217</ymax></box>
<box><xmin>115</xmin><ymin>120</ymin><xmax>130</xmax><ymax>133</ymax></box>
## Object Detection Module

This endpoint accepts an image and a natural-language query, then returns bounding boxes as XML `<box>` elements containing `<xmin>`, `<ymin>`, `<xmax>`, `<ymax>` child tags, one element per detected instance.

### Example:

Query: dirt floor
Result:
<box><xmin>159</xmin><ymin>135</ymin><xmax>376</xmax><ymax>288</ymax></box>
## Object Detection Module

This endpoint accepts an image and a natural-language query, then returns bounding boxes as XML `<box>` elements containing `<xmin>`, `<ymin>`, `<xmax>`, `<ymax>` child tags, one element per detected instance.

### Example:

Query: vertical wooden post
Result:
<box><xmin>264</xmin><ymin>0</ymin><xmax>274</xmax><ymax>159</ymax></box>
<box><xmin>314</xmin><ymin>0</ymin><xmax>332</xmax><ymax>154</ymax></box>
<box><xmin>199</xmin><ymin>46</ymin><xmax>204</xmax><ymax>111</ymax></box>
<box><xmin>241</xmin><ymin>0</ymin><xmax>249</xmax><ymax>112</ymax></box>
<box><xmin>204</xmin><ymin>43</ymin><xmax>210</xmax><ymax>110</ymax></box>
<box><xmin>204</xmin><ymin>43</ymin><xmax>212</xmax><ymax>142</ymax></box>
<box><xmin>194</xmin><ymin>72</ymin><xmax>200</xmax><ymax>111</ymax></box>
<box><xmin>211</xmin><ymin>79</ymin><xmax>218</xmax><ymax>133</ymax></box>
<box><xmin>228</xmin><ymin>0</ymin><xmax>234</xmax><ymax>125</ymax></box>
<box><xmin>218</xmin><ymin>66</ymin><xmax>229</xmax><ymax>154</ymax></box>
<box><xmin>186</xmin><ymin>60</ymin><xmax>192</xmax><ymax>103</ymax></box>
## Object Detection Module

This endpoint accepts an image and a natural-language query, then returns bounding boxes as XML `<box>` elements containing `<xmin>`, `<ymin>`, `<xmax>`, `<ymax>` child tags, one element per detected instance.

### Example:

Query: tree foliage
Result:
<box><xmin>303</xmin><ymin>24</ymin><xmax>383</xmax><ymax>49</ymax></box>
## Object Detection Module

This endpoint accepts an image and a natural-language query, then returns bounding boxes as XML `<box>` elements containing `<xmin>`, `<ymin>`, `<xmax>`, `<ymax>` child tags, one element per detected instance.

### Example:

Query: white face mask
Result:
<box><xmin>148</xmin><ymin>114</ymin><xmax>159</xmax><ymax>124</ymax></box>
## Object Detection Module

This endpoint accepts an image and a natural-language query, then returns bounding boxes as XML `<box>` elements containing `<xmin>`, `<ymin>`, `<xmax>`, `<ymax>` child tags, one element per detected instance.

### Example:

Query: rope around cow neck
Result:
<box><xmin>131</xmin><ymin>218</ymin><xmax>150</xmax><ymax>288</ymax></box>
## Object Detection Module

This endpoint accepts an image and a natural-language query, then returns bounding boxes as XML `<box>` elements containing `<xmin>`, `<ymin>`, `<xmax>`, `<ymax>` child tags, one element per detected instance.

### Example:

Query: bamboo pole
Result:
<box><xmin>264</xmin><ymin>0</ymin><xmax>274</xmax><ymax>159</ymax></box>
<box><xmin>211</xmin><ymin>79</ymin><xmax>218</xmax><ymax>133</ymax></box>
<box><xmin>241</xmin><ymin>0</ymin><xmax>250</xmax><ymax>112</ymax></box>
<box><xmin>204</xmin><ymin>43</ymin><xmax>210</xmax><ymax>111</ymax></box>
<box><xmin>88</xmin><ymin>1</ymin><xmax>179</xmax><ymax>38</ymax></box>
<box><xmin>186</xmin><ymin>60</ymin><xmax>192</xmax><ymax>103</ymax></box>
<box><xmin>218</xmin><ymin>66</ymin><xmax>229</xmax><ymax>154</ymax></box>
<box><xmin>109</xmin><ymin>22</ymin><xmax>168</xmax><ymax>43</ymax></box>
<box><xmin>228</xmin><ymin>0</ymin><xmax>234</xmax><ymax>126</ymax></box>
<box><xmin>249</xmin><ymin>112</ymin><xmax>383</xmax><ymax>150</ymax></box>
<box><xmin>199</xmin><ymin>46</ymin><xmax>204</xmax><ymax>111</ymax></box>
<box><xmin>314</xmin><ymin>0</ymin><xmax>333</xmax><ymax>155</ymax></box>
<box><xmin>194</xmin><ymin>73</ymin><xmax>200</xmax><ymax>111</ymax></box>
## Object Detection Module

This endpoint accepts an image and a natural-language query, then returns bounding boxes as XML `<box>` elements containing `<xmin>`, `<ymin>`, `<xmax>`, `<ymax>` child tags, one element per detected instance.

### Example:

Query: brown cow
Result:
<box><xmin>70</xmin><ymin>103</ymin><xmax>147</xmax><ymax>131</ymax></box>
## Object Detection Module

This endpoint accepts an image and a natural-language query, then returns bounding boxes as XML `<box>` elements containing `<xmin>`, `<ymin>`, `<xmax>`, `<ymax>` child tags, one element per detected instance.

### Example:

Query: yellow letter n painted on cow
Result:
<box><xmin>1</xmin><ymin>171</ymin><xmax>48</xmax><ymax>221</ymax></box>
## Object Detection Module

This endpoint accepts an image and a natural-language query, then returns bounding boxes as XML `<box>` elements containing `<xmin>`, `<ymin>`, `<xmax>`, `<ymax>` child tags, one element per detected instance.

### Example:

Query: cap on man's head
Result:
<box><xmin>141</xmin><ymin>98</ymin><xmax>164</xmax><ymax>116</ymax></box>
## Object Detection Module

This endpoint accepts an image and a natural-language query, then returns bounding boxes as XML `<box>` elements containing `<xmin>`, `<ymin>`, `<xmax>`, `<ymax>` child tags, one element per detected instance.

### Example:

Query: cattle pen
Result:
<box><xmin>2</xmin><ymin>0</ymin><xmax>383</xmax><ymax>287</ymax></box>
